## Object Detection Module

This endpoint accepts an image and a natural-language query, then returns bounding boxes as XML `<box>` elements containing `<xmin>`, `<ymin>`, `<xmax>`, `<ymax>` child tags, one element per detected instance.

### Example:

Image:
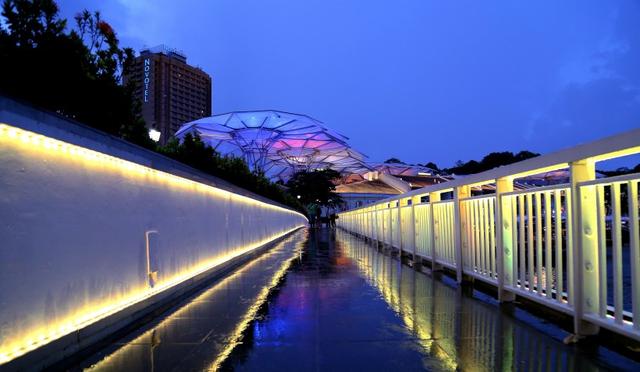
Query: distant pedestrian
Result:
<box><xmin>314</xmin><ymin>205</ymin><xmax>322</xmax><ymax>228</ymax></box>
<box><xmin>306</xmin><ymin>203</ymin><xmax>315</xmax><ymax>227</ymax></box>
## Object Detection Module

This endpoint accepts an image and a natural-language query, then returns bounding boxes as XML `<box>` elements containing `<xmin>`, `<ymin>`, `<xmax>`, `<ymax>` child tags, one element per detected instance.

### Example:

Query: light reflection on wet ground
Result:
<box><xmin>224</xmin><ymin>229</ymin><xmax>639</xmax><ymax>371</ymax></box>
<box><xmin>72</xmin><ymin>228</ymin><xmax>640</xmax><ymax>371</ymax></box>
<box><xmin>73</xmin><ymin>230</ymin><xmax>306</xmax><ymax>371</ymax></box>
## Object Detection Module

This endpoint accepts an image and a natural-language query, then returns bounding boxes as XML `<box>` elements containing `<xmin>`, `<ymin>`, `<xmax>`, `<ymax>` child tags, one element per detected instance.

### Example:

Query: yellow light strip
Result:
<box><xmin>0</xmin><ymin>123</ymin><xmax>307</xmax><ymax>365</ymax></box>
<box><xmin>0</xmin><ymin>225</ymin><xmax>305</xmax><ymax>365</ymax></box>
<box><xmin>0</xmin><ymin>123</ymin><xmax>307</xmax><ymax>218</ymax></box>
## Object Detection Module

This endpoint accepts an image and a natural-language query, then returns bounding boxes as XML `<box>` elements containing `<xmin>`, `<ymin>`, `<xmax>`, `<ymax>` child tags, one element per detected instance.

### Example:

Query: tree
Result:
<box><xmin>514</xmin><ymin>150</ymin><xmax>538</xmax><ymax>162</ymax></box>
<box><xmin>480</xmin><ymin>151</ymin><xmax>517</xmax><ymax>169</ymax></box>
<box><xmin>445</xmin><ymin>150</ymin><xmax>539</xmax><ymax>175</ymax></box>
<box><xmin>0</xmin><ymin>1</ymin><xmax>309</xmax><ymax>212</ymax></box>
<box><xmin>0</xmin><ymin>0</ymin><xmax>152</xmax><ymax>147</ymax></box>
<box><xmin>422</xmin><ymin>162</ymin><xmax>439</xmax><ymax>171</ymax></box>
<box><xmin>598</xmin><ymin>165</ymin><xmax>640</xmax><ymax>177</ymax></box>
<box><xmin>286</xmin><ymin>169</ymin><xmax>342</xmax><ymax>208</ymax></box>
<box><xmin>384</xmin><ymin>157</ymin><xmax>405</xmax><ymax>164</ymax></box>
<box><xmin>159</xmin><ymin>134</ymin><xmax>304</xmax><ymax>212</ymax></box>
<box><xmin>1</xmin><ymin>0</ymin><xmax>65</xmax><ymax>44</ymax></box>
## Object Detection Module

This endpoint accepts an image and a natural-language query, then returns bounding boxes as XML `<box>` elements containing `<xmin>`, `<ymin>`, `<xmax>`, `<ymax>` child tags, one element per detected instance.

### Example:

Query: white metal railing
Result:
<box><xmin>414</xmin><ymin>203</ymin><xmax>433</xmax><ymax>259</ymax></box>
<box><xmin>433</xmin><ymin>200</ymin><xmax>456</xmax><ymax>268</ymax></box>
<box><xmin>461</xmin><ymin>195</ymin><xmax>497</xmax><ymax>283</ymax></box>
<box><xmin>337</xmin><ymin>127</ymin><xmax>640</xmax><ymax>342</ymax></box>
<box><xmin>400</xmin><ymin>205</ymin><xmax>414</xmax><ymax>253</ymax></box>
<box><xmin>578</xmin><ymin>173</ymin><xmax>640</xmax><ymax>339</ymax></box>
<box><xmin>391</xmin><ymin>206</ymin><xmax>400</xmax><ymax>248</ymax></box>
<box><xmin>501</xmin><ymin>185</ymin><xmax>574</xmax><ymax>313</ymax></box>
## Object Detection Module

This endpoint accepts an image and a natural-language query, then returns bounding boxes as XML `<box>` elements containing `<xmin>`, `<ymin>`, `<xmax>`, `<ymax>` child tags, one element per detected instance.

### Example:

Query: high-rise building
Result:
<box><xmin>125</xmin><ymin>45</ymin><xmax>212</xmax><ymax>144</ymax></box>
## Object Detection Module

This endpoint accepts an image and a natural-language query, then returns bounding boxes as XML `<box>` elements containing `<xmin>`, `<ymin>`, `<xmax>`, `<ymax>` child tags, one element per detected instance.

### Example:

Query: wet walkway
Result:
<box><xmin>74</xmin><ymin>228</ymin><xmax>639</xmax><ymax>371</ymax></box>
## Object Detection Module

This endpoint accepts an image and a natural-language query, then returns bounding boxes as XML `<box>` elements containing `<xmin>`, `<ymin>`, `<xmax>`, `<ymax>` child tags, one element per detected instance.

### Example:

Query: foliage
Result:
<box><xmin>422</xmin><ymin>161</ymin><xmax>439</xmax><ymax>171</ymax></box>
<box><xmin>598</xmin><ymin>164</ymin><xmax>640</xmax><ymax>177</ymax></box>
<box><xmin>445</xmin><ymin>150</ymin><xmax>540</xmax><ymax>175</ymax></box>
<box><xmin>383</xmin><ymin>157</ymin><xmax>405</xmax><ymax>164</ymax></box>
<box><xmin>74</xmin><ymin>10</ymin><xmax>132</xmax><ymax>81</ymax></box>
<box><xmin>0</xmin><ymin>0</ymin><xmax>304</xmax><ymax>211</ymax></box>
<box><xmin>286</xmin><ymin>169</ymin><xmax>343</xmax><ymax>209</ymax></box>
<box><xmin>0</xmin><ymin>0</ymin><xmax>153</xmax><ymax>147</ymax></box>
<box><xmin>159</xmin><ymin>134</ymin><xmax>305</xmax><ymax>212</ymax></box>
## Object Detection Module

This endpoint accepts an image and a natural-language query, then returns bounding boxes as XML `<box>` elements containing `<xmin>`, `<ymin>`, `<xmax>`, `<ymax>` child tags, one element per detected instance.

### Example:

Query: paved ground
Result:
<box><xmin>74</xmin><ymin>228</ymin><xmax>640</xmax><ymax>371</ymax></box>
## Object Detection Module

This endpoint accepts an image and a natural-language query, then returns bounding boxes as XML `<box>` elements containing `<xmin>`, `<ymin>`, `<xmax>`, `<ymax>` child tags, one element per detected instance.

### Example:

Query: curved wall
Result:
<box><xmin>0</xmin><ymin>99</ymin><xmax>307</xmax><ymax>365</ymax></box>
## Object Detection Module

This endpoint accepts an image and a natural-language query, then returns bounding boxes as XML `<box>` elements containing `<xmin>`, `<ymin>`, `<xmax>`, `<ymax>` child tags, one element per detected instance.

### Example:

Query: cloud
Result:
<box><xmin>57</xmin><ymin>0</ymin><xmax>152</xmax><ymax>49</ymax></box>
<box><xmin>527</xmin><ymin>78</ymin><xmax>639</xmax><ymax>150</ymax></box>
<box><xmin>526</xmin><ymin>1</ymin><xmax>640</xmax><ymax>153</ymax></box>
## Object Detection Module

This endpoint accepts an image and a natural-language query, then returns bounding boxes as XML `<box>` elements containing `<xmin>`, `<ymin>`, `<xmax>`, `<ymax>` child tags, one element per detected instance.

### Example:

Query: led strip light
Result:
<box><xmin>0</xmin><ymin>123</ymin><xmax>307</xmax><ymax>365</ymax></box>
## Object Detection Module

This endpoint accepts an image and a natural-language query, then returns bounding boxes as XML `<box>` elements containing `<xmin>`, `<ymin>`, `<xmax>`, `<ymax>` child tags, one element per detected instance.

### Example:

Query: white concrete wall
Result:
<box><xmin>0</xmin><ymin>101</ymin><xmax>306</xmax><ymax>360</ymax></box>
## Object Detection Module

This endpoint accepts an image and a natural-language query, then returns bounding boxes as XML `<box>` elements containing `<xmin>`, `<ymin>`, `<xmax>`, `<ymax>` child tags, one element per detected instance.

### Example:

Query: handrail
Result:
<box><xmin>430</xmin><ymin>199</ymin><xmax>455</xmax><ymax>205</ymax></box>
<box><xmin>578</xmin><ymin>172</ymin><xmax>640</xmax><ymax>187</ymax></box>
<box><xmin>460</xmin><ymin>194</ymin><xmax>497</xmax><ymax>202</ymax></box>
<box><xmin>345</xmin><ymin>127</ymin><xmax>640</xmax><ymax>213</ymax></box>
<box><xmin>338</xmin><ymin>127</ymin><xmax>640</xmax><ymax>344</ymax></box>
<box><xmin>500</xmin><ymin>183</ymin><xmax>570</xmax><ymax>197</ymax></box>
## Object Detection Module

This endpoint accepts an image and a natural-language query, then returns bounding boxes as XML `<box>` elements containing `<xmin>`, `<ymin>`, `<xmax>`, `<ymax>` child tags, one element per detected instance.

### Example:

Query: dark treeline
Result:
<box><xmin>285</xmin><ymin>169</ymin><xmax>342</xmax><ymax>208</ymax></box>
<box><xmin>599</xmin><ymin>164</ymin><xmax>640</xmax><ymax>177</ymax></box>
<box><xmin>160</xmin><ymin>135</ymin><xmax>304</xmax><ymax>212</ymax></box>
<box><xmin>0</xmin><ymin>0</ymin><xmax>303</xmax><ymax>212</ymax></box>
<box><xmin>397</xmin><ymin>150</ymin><xmax>640</xmax><ymax>177</ymax></box>
<box><xmin>386</xmin><ymin>150</ymin><xmax>540</xmax><ymax>175</ymax></box>
<box><xmin>444</xmin><ymin>150</ymin><xmax>540</xmax><ymax>175</ymax></box>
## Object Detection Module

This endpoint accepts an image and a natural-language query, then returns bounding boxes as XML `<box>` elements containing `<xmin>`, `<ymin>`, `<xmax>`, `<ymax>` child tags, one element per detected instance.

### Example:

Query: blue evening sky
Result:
<box><xmin>58</xmin><ymin>0</ymin><xmax>640</xmax><ymax>169</ymax></box>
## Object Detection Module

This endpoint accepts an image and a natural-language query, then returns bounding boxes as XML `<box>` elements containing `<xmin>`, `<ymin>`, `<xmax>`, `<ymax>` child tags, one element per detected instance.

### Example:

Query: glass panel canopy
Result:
<box><xmin>176</xmin><ymin>110</ymin><xmax>370</xmax><ymax>181</ymax></box>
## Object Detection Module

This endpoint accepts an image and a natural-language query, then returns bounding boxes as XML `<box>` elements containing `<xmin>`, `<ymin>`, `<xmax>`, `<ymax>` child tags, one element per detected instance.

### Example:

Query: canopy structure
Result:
<box><xmin>175</xmin><ymin>110</ymin><xmax>370</xmax><ymax>181</ymax></box>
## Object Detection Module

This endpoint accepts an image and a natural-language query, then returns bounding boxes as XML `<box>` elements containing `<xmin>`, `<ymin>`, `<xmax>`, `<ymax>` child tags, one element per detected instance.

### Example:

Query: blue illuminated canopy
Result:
<box><xmin>176</xmin><ymin>110</ymin><xmax>370</xmax><ymax>181</ymax></box>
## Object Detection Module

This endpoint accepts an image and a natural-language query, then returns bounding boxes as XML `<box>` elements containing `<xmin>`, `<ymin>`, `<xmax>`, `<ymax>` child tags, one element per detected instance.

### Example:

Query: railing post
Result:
<box><xmin>430</xmin><ymin>192</ymin><xmax>441</xmax><ymax>272</ymax></box>
<box><xmin>369</xmin><ymin>206</ymin><xmax>376</xmax><ymax>241</ymax></box>
<box><xmin>496</xmin><ymin>176</ymin><xmax>516</xmax><ymax>302</ymax></box>
<box><xmin>570</xmin><ymin>158</ymin><xmax>600</xmax><ymax>340</ymax></box>
<box><xmin>372</xmin><ymin>208</ymin><xmax>377</xmax><ymax>242</ymax></box>
<box><xmin>364</xmin><ymin>209</ymin><xmax>368</xmax><ymax>238</ymax></box>
<box><xmin>411</xmin><ymin>196</ymin><xmax>420</xmax><ymax>262</ymax></box>
<box><xmin>387</xmin><ymin>202</ymin><xmax>393</xmax><ymax>249</ymax></box>
<box><xmin>455</xmin><ymin>185</ymin><xmax>471</xmax><ymax>283</ymax></box>
<box><xmin>371</xmin><ymin>208</ymin><xmax>375</xmax><ymax>239</ymax></box>
<box><xmin>397</xmin><ymin>199</ymin><xmax>403</xmax><ymax>254</ymax></box>
<box><xmin>374</xmin><ymin>206</ymin><xmax>380</xmax><ymax>243</ymax></box>
<box><xmin>378</xmin><ymin>206</ymin><xmax>383</xmax><ymax>244</ymax></box>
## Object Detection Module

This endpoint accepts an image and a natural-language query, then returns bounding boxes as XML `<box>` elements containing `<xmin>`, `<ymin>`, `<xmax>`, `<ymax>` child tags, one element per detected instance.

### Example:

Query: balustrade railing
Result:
<box><xmin>578</xmin><ymin>173</ymin><xmax>640</xmax><ymax>339</ymax></box>
<box><xmin>337</xmin><ymin>127</ymin><xmax>640</xmax><ymax>341</ymax></box>
<box><xmin>414</xmin><ymin>203</ymin><xmax>433</xmax><ymax>259</ymax></box>
<box><xmin>501</xmin><ymin>185</ymin><xmax>575</xmax><ymax>314</ymax></box>
<box><xmin>461</xmin><ymin>195</ymin><xmax>497</xmax><ymax>283</ymax></box>
<box><xmin>433</xmin><ymin>200</ymin><xmax>456</xmax><ymax>269</ymax></box>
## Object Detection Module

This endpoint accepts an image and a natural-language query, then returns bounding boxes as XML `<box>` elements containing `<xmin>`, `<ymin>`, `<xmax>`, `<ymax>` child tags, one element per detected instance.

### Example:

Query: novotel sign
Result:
<box><xmin>143</xmin><ymin>58</ymin><xmax>151</xmax><ymax>103</ymax></box>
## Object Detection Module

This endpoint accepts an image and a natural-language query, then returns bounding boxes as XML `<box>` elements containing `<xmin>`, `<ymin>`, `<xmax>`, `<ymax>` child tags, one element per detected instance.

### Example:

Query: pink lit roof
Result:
<box><xmin>175</xmin><ymin>110</ymin><xmax>370</xmax><ymax>181</ymax></box>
